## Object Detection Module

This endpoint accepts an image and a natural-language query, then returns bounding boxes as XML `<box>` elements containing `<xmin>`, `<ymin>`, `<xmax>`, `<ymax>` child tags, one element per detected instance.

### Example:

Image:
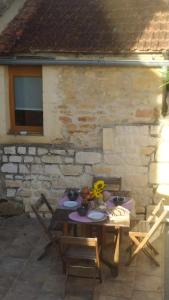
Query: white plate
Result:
<box><xmin>88</xmin><ymin>210</ymin><xmax>106</xmax><ymax>221</ymax></box>
<box><xmin>63</xmin><ymin>201</ymin><xmax>78</xmax><ymax>208</ymax></box>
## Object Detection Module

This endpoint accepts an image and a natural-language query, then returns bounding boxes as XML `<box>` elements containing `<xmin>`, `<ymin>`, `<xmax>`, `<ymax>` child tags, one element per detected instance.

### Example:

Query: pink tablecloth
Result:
<box><xmin>69</xmin><ymin>211</ymin><xmax>107</xmax><ymax>223</ymax></box>
<box><xmin>106</xmin><ymin>197</ymin><xmax>133</xmax><ymax>210</ymax></box>
<box><xmin>59</xmin><ymin>194</ymin><xmax>135</xmax><ymax>216</ymax></box>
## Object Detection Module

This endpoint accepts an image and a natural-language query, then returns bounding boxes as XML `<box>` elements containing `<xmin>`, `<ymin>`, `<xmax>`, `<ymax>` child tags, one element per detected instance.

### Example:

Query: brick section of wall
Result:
<box><xmin>42</xmin><ymin>66</ymin><xmax>162</xmax><ymax>148</ymax></box>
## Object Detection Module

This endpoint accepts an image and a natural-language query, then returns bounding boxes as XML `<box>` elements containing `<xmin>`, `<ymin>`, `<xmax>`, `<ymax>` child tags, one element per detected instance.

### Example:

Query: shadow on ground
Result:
<box><xmin>0</xmin><ymin>215</ymin><xmax>164</xmax><ymax>300</ymax></box>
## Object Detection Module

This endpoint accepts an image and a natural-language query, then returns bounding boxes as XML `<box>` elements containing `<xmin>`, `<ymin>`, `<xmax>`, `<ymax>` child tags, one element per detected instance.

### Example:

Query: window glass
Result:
<box><xmin>14</xmin><ymin>76</ymin><xmax>43</xmax><ymax>127</ymax></box>
<box><xmin>9</xmin><ymin>66</ymin><xmax>43</xmax><ymax>133</ymax></box>
<box><xmin>14</xmin><ymin>76</ymin><xmax>42</xmax><ymax>110</ymax></box>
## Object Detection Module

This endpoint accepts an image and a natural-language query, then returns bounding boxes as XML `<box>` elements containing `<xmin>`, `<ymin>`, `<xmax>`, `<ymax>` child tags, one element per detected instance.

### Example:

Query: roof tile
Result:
<box><xmin>0</xmin><ymin>0</ymin><xmax>169</xmax><ymax>55</ymax></box>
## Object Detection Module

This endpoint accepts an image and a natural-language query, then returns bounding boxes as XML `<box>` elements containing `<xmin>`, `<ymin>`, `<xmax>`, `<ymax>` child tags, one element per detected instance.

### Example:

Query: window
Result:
<box><xmin>9</xmin><ymin>66</ymin><xmax>43</xmax><ymax>134</ymax></box>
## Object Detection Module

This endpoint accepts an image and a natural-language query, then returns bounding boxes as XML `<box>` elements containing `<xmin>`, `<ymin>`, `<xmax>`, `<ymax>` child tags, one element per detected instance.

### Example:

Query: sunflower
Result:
<box><xmin>92</xmin><ymin>180</ymin><xmax>106</xmax><ymax>199</ymax></box>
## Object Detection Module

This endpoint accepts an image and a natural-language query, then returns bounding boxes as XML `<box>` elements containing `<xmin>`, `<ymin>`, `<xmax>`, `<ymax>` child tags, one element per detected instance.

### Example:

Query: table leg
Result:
<box><xmin>79</xmin><ymin>224</ymin><xmax>93</xmax><ymax>237</ymax></box>
<box><xmin>100</xmin><ymin>226</ymin><xmax>121</xmax><ymax>277</ymax></box>
<box><xmin>63</xmin><ymin>223</ymin><xmax>77</xmax><ymax>236</ymax></box>
<box><xmin>100</xmin><ymin>226</ymin><xmax>107</xmax><ymax>245</ymax></box>
<box><xmin>63</xmin><ymin>223</ymin><xmax>69</xmax><ymax>235</ymax></box>
<box><xmin>112</xmin><ymin>227</ymin><xmax>120</xmax><ymax>276</ymax></box>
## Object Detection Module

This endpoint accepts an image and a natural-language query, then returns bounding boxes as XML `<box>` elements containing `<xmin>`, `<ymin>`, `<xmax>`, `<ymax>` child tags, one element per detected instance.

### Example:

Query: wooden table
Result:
<box><xmin>50</xmin><ymin>207</ymin><xmax>130</xmax><ymax>277</ymax></box>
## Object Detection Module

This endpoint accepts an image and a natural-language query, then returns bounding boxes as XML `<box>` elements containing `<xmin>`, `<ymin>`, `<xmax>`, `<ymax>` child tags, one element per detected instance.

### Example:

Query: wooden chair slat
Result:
<box><xmin>60</xmin><ymin>236</ymin><xmax>102</xmax><ymax>298</ymax></box>
<box><xmin>111</xmin><ymin>190</ymin><xmax>131</xmax><ymax>197</ymax></box>
<box><xmin>61</xmin><ymin>236</ymin><xmax>97</xmax><ymax>247</ymax></box>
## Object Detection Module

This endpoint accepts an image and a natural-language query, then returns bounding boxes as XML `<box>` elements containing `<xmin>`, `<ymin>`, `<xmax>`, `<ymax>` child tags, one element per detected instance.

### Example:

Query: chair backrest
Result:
<box><xmin>93</xmin><ymin>177</ymin><xmax>122</xmax><ymax>192</ymax></box>
<box><xmin>110</xmin><ymin>190</ymin><xmax>131</xmax><ymax>197</ymax></box>
<box><xmin>138</xmin><ymin>202</ymin><xmax>167</xmax><ymax>246</ymax></box>
<box><xmin>147</xmin><ymin>198</ymin><xmax>165</xmax><ymax>223</ymax></box>
<box><xmin>31</xmin><ymin>194</ymin><xmax>54</xmax><ymax>241</ymax></box>
<box><xmin>32</xmin><ymin>193</ymin><xmax>54</xmax><ymax>216</ymax></box>
<box><xmin>60</xmin><ymin>236</ymin><xmax>100</xmax><ymax>266</ymax></box>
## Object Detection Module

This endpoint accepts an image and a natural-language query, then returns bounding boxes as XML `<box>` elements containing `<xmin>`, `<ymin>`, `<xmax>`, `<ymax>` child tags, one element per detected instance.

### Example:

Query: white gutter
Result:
<box><xmin>0</xmin><ymin>57</ymin><xmax>168</xmax><ymax>67</ymax></box>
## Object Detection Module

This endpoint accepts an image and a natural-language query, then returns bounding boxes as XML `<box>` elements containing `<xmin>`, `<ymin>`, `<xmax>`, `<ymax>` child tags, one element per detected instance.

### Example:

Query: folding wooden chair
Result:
<box><xmin>126</xmin><ymin>199</ymin><xmax>167</xmax><ymax>266</ymax></box>
<box><xmin>31</xmin><ymin>193</ymin><xmax>63</xmax><ymax>260</ymax></box>
<box><xmin>59</xmin><ymin>236</ymin><xmax>102</xmax><ymax>299</ymax></box>
<box><xmin>146</xmin><ymin>198</ymin><xmax>166</xmax><ymax>223</ymax></box>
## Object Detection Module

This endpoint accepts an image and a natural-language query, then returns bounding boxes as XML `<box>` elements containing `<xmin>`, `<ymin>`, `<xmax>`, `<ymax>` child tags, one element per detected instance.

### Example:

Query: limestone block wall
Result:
<box><xmin>0</xmin><ymin>120</ymin><xmax>167</xmax><ymax>214</ymax></box>
<box><xmin>102</xmin><ymin>123</ymin><xmax>169</xmax><ymax>209</ymax></box>
<box><xmin>149</xmin><ymin>122</ymin><xmax>169</xmax><ymax>200</ymax></box>
<box><xmin>0</xmin><ymin>63</ymin><xmax>166</xmax><ymax>212</ymax></box>
<box><xmin>0</xmin><ymin>145</ymin><xmax>102</xmax><ymax>212</ymax></box>
<box><xmin>102</xmin><ymin>125</ymin><xmax>157</xmax><ymax>209</ymax></box>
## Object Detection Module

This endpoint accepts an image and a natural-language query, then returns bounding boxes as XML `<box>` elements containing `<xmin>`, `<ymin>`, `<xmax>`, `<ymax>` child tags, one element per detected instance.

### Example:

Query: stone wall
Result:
<box><xmin>102</xmin><ymin>125</ymin><xmax>157</xmax><ymax>210</ymax></box>
<box><xmin>0</xmin><ymin>63</ymin><xmax>167</xmax><ymax>213</ymax></box>
<box><xmin>0</xmin><ymin>144</ymin><xmax>102</xmax><ymax>212</ymax></box>
<box><xmin>0</xmin><ymin>65</ymin><xmax>162</xmax><ymax>147</ymax></box>
<box><xmin>102</xmin><ymin>122</ymin><xmax>169</xmax><ymax>210</ymax></box>
<box><xmin>42</xmin><ymin>66</ymin><xmax>162</xmax><ymax>148</ymax></box>
<box><xmin>1</xmin><ymin>121</ymin><xmax>169</xmax><ymax>213</ymax></box>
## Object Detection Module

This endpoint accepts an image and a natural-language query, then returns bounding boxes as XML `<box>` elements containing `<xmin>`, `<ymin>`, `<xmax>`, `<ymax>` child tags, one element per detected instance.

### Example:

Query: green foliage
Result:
<box><xmin>165</xmin><ymin>70</ymin><xmax>169</xmax><ymax>85</ymax></box>
<box><xmin>160</xmin><ymin>68</ymin><xmax>169</xmax><ymax>88</ymax></box>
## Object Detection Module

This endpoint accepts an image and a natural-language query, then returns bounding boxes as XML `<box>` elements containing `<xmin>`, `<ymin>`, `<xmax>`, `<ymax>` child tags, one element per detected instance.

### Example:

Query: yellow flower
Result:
<box><xmin>92</xmin><ymin>180</ymin><xmax>106</xmax><ymax>199</ymax></box>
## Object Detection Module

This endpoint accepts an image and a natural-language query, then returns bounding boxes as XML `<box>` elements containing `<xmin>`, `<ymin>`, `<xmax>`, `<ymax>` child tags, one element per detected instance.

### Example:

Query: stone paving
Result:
<box><xmin>0</xmin><ymin>215</ymin><xmax>164</xmax><ymax>300</ymax></box>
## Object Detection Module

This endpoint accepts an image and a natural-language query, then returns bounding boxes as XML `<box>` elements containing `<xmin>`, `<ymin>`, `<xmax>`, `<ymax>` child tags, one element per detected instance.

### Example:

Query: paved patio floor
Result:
<box><xmin>0</xmin><ymin>215</ymin><xmax>164</xmax><ymax>300</ymax></box>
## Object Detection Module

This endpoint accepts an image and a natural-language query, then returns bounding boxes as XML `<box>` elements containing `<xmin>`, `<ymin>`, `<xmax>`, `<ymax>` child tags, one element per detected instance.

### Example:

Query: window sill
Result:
<box><xmin>8</xmin><ymin>130</ymin><xmax>43</xmax><ymax>136</ymax></box>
